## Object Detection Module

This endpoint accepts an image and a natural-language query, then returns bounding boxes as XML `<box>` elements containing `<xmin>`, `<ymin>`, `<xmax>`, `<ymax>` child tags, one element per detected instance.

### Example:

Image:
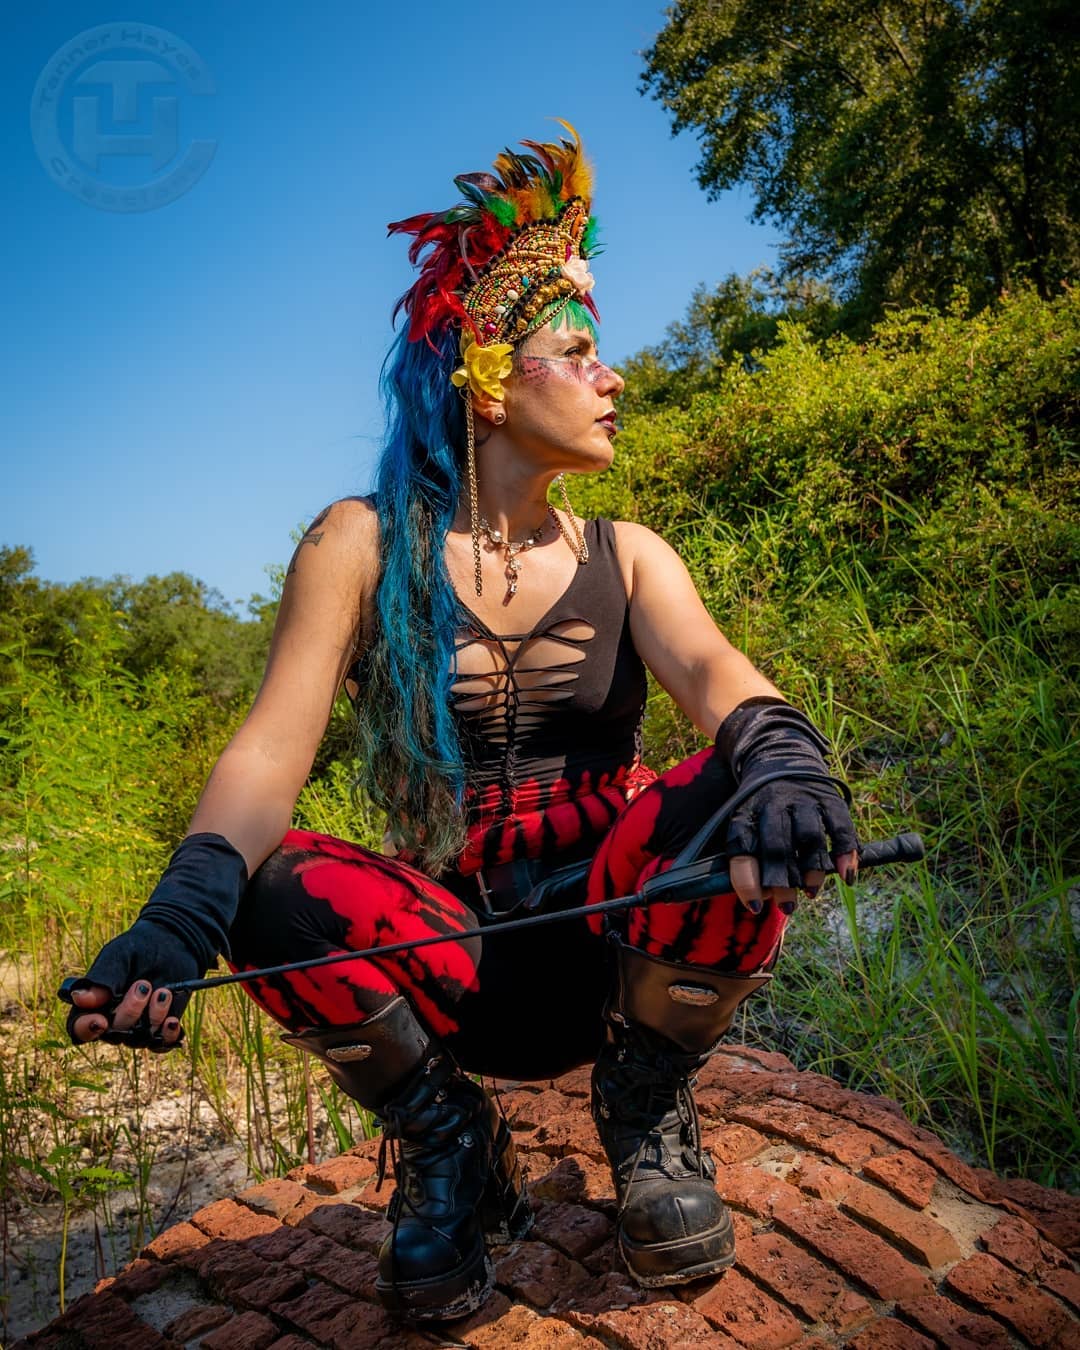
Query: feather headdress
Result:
<box><xmin>387</xmin><ymin>119</ymin><xmax>602</xmax><ymax>354</ymax></box>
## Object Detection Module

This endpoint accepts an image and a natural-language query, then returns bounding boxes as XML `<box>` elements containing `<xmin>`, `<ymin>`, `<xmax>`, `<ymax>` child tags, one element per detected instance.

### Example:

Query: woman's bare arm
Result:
<box><xmin>186</xmin><ymin>496</ymin><xmax>378</xmax><ymax>874</ymax></box>
<box><xmin>614</xmin><ymin>521</ymin><xmax>780</xmax><ymax>737</ymax></box>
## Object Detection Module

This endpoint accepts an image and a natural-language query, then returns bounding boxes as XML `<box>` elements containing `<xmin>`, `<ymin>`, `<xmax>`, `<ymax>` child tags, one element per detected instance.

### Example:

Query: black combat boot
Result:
<box><xmin>282</xmin><ymin>996</ymin><xmax>531</xmax><ymax>1321</ymax></box>
<box><xmin>592</xmin><ymin>937</ymin><xmax>771</xmax><ymax>1288</ymax></box>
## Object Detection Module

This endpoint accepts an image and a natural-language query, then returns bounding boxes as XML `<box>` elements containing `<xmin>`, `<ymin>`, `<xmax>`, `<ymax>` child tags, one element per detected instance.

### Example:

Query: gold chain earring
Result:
<box><xmin>554</xmin><ymin>473</ymin><xmax>589</xmax><ymax>565</ymax></box>
<box><xmin>465</xmin><ymin>391</ymin><xmax>484</xmax><ymax>597</ymax></box>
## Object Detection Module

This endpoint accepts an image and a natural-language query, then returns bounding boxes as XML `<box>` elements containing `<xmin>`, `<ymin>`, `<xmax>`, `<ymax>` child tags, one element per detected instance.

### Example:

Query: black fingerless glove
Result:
<box><xmin>715</xmin><ymin>696</ymin><xmax>858</xmax><ymax>889</ymax></box>
<box><xmin>66</xmin><ymin>833</ymin><xmax>248</xmax><ymax>1046</ymax></box>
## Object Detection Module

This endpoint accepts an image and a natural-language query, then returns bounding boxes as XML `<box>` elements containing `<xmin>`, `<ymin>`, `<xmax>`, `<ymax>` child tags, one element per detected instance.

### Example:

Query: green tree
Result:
<box><xmin>616</xmin><ymin>268</ymin><xmax>837</xmax><ymax>414</ymax></box>
<box><xmin>641</xmin><ymin>0</ymin><xmax>1080</xmax><ymax>322</ymax></box>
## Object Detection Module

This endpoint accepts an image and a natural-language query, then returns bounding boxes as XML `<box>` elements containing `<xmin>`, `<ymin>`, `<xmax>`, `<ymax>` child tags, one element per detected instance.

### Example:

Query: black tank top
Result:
<box><xmin>450</xmin><ymin>517</ymin><xmax>652</xmax><ymax>873</ymax></box>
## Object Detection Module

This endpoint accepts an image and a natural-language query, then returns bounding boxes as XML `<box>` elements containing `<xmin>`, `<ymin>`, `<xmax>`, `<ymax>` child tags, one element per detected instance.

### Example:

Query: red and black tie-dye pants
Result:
<box><xmin>227</xmin><ymin>745</ymin><xmax>789</xmax><ymax>1080</ymax></box>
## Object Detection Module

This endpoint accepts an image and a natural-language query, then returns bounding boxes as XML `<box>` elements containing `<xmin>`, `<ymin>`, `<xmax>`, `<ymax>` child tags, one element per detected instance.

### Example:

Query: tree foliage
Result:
<box><xmin>641</xmin><ymin>0</ymin><xmax>1080</xmax><ymax>322</ymax></box>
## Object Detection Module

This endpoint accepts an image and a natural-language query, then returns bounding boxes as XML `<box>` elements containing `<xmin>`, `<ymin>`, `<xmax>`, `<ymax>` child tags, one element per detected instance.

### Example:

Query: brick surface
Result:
<box><xmin>493</xmin><ymin>1239</ymin><xmax>592</xmax><ymax>1309</ymax></box>
<box><xmin>300</xmin><ymin>1200</ymin><xmax>391</xmax><ymax>1253</ymax></box>
<box><xmin>236</xmin><ymin>1178</ymin><xmax>318</xmax><ymax>1223</ymax></box>
<box><xmin>727</xmin><ymin>1098</ymin><xmax>882</xmax><ymax>1166</ymax></box>
<box><xmin>702</xmin><ymin>1121</ymin><xmax>769</xmax><ymax>1164</ymax></box>
<box><xmin>690</xmin><ymin>1269</ymin><xmax>804</xmax><ymax>1347</ymax></box>
<box><xmin>24</xmin><ymin>1047</ymin><xmax>1080</xmax><ymax>1350</ymax></box>
<box><xmin>569</xmin><ymin>1299</ymin><xmax>732</xmax><ymax>1348</ymax></box>
<box><xmin>200</xmin><ymin>1309</ymin><xmax>280</xmax><ymax>1350</ymax></box>
<box><xmin>796</xmin><ymin>1157</ymin><xmax>962</xmax><ymax>1266</ymax></box>
<box><xmin>530</xmin><ymin>1201</ymin><xmax>613</xmax><ymax>1260</ymax></box>
<box><xmin>847</xmin><ymin>1316</ymin><xmax>935</xmax><ymax>1349</ymax></box>
<box><xmin>142</xmin><ymin>1219</ymin><xmax>211</xmax><ymax>1261</ymax></box>
<box><xmin>861</xmin><ymin>1148</ymin><xmax>938</xmax><ymax>1208</ymax></box>
<box><xmin>270</xmin><ymin>1282</ymin><xmax>353</xmax><ymax>1340</ymax></box>
<box><xmin>162</xmin><ymin>1302</ymin><xmax>232</xmax><ymax>1341</ymax></box>
<box><xmin>946</xmin><ymin>1251</ymin><xmax>1080</xmax><ymax>1347</ymax></box>
<box><xmin>304</xmin><ymin>1153</ymin><xmax>376</xmax><ymax>1194</ymax></box>
<box><xmin>738</xmin><ymin>1229</ymin><xmax>873</xmax><ymax>1330</ymax></box>
<box><xmin>192</xmin><ymin>1197</ymin><xmax>282</xmax><ymax>1241</ymax></box>
<box><xmin>898</xmin><ymin>1293</ymin><xmax>1014</xmax><ymax>1349</ymax></box>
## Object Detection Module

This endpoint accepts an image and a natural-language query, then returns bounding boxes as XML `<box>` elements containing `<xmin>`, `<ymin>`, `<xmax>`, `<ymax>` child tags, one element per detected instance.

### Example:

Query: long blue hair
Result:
<box><xmin>354</xmin><ymin>299</ymin><xmax>597</xmax><ymax>873</ymax></box>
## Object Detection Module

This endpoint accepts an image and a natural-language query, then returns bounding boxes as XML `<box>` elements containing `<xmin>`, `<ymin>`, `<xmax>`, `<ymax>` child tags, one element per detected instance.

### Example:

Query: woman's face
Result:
<box><xmin>498</xmin><ymin>319</ymin><xmax>625</xmax><ymax>473</ymax></box>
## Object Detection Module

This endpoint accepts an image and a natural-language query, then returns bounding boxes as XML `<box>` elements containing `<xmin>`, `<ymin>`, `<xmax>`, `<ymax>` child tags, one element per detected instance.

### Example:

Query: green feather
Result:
<box><xmin>487</xmin><ymin>197</ymin><xmax>517</xmax><ymax>228</ymax></box>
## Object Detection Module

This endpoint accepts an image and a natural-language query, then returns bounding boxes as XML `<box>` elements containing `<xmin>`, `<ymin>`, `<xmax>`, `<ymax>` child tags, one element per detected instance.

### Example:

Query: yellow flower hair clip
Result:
<box><xmin>450</xmin><ymin>332</ymin><xmax>514</xmax><ymax>401</ymax></box>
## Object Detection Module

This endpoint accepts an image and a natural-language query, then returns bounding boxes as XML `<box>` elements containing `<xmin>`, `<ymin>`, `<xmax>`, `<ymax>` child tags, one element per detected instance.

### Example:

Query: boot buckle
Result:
<box><xmin>326</xmin><ymin>1043</ymin><xmax>373</xmax><ymax>1062</ymax></box>
<box><xmin>668</xmin><ymin>984</ymin><xmax>719</xmax><ymax>1007</ymax></box>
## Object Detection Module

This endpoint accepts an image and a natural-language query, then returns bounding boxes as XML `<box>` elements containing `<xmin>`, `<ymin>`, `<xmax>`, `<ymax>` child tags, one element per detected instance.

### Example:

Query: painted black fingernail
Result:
<box><xmin>845</xmin><ymin>867</ymin><xmax>857</xmax><ymax>885</ymax></box>
<box><xmin>780</xmin><ymin>900</ymin><xmax>797</xmax><ymax>915</ymax></box>
<box><xmin>745</xmin><ymin>899</ymin><xmax>763</xmax><ymax>914</ymax></box>
<box><xmin>804</xmin><ymin>887</ymin><xmax>819</xmax><ymax>900</ymax></box>
<box><xmin>136</xmin><ymin>982</ymin><xmax>150</xmax><ymax>997</ymax></box>
<box><xmin>156</xmin><ymin>990</ymin><xmax>170</xmax><ymax>1004</ymax></box>
<box><xmin>166</xmin><ymin>1018</ymin><xmax>179</xmax><ymax>1029</ymax></box>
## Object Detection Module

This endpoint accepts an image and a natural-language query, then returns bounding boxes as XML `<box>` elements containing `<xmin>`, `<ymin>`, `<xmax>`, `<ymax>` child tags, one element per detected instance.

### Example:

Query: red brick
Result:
<box><xmin>976</xmin><ymin>1169</ymin><xmax>1080</xmax><ymax>1253</ymax></box>
<box><xmin>305</xmin><ymin>1153</ymin><xmax>376</xmax><ymax>1195</ymax></box>
<box><xmin>945</xmin><ymin>1252</ymin><xmax>1080</xmax><ymax>1347</ymax></box>
<box><xmin>236</xmin><ymin>1178</ymin><xmax>314</xmax><ymax>1222</ymax></box>
<box><xmin>301</xmin><ymin>1201</ymin><xmax>391</xmax><ymax>1254</ymax></box>
<box><xmin>200</xmin><ymin>1310</ymin><xmax>280</xmax><ymax>1350</ymax></box>
<box><xmin>898</xmin><ymin>1293</ymin><xmax>1014</xmax><ymax>1349</ymax></box>
<box><xmin>322</xmin><ymin>1299</ymin><xmax>433</xmax><ymax>1349</ymax></box>
<box><xmin>531</xmin><ymin>1202</ymin><xmax>613</xmax><ymax>1261</ymax></box>
<box><xmin>1047</xmin><ymin>1268</ymin><xmax>1080</xmax><ymax>1318</ymax></box>
<box><xmin>265</xmin><ymin>1339</ymin><xmax>318</xmax><ymax>1350</ymax></box>
<box><xmin>796</xmin><ymin>1158</ymin><xmax>961</xmax><ymax>1267</ymax></box>
<box><xmin>234</xmin><ymin>1266</ymin><xmax>308</xmax><ymax>1312</ymax></box>
<box><xmin>285</xmin><ymin>1231</ymin><xmax>379</xmax><ymax>1299</ymax></box>
<box><xmin>980</xmin><ymin>1212</ymin><xmax>1071</xmax><ymax>1274</ymax></box>
<box><xmin>142</xmin><ymin>1219</ymin><xmax>211</xmax><ymax>1262</ymax></box>
<box><xmin>861</xmin><ymin>1149</ymin><xmax>937</xmax><ymax>1208</ymax></box>
<box><xmin>446</xmin><ymin>1287</ymin><xmax>514</xmax><ymax>1337</ymax></box>
<box><xmin>847</xmin><ymin>1316</ymin><xmax>935</xmax><ymax>1349</ymax></box>
<box><xmin>739</xmin><ymin>1230</ymin><xmax>872</xmax><ymax>1331</ymax></box>
<box><xmin>61</xmin><ymin>1291</ymin><xmax>172</xmax><ymax>1349</ymax></box>
<box><xmin>192</xmin><ymin>1197</ymin><xmax>281</xmax><ymax>1240</ymax></box>
<box><xmin>505</xmin><ymin>1088</ymin><xmax>578</xmax><ymax>1129</ymax></box>
<box><xmin>554</xmin><ymin>1270</ymin><xmax>644</xmax><ymax>1317</ymax></box>
<box><xmin>246</xmin><ymin>1226</ymin><xmax>315</xmax><ymax>1263</ymax></box>
<box><xmin>703</xmin><ymin>1122</ymin><xmax>768</xmax><ymax>1164</ymax></box>
<box><xmin>784</xmin><ymin>1078</ymin><xmax>989</xmax><ymax>1198</ymax></box>
<box><xmin>571</xmin><ymin>1299</ymin><xmax>731</xmax><ymax>1348</ymax></box>
<box><xmin>711</xmin><ymin>1161</ymin><xmax>803</xmax><ymax>1221</ymax></box>
<box><xmin>185</xmin><ymin>1238</ymin><xmax>267</xmax><ymax>1287</ymax></box>
<box><xmin>691</xmin><ymin>1269</ymin><xmax>804</xmax><ymax>1346</ymax></box>
<box><xmin>270</xmin><ymin>1282</ymin><xmax>353</xmax><ymax>1340</ymax></box>
<box><xmin>523</xmin><ymin>1112</ymin><xmax>607</xmax><ymax>1161</ymax></box>
<box><xmin>107</xmin><ymin>1258</ymin><xmax>170</xmax><ymax>1299</ymax></box>
<box><xmin>707</xmin><ymin>1046</ymin><xmax>799</xmax><ymax>1076</ymax></box>
<box><xmin>492</xmin><ymin>1240</ymin><xmax>591</xmax><ymax>1309</ymax></box>
<box><xmin>727</xmin><ymin>1099</ymin><xmax>880</xmax><ymax>1166</ymax></box>
<box><xmin>163</xmin><ymin>1302</ymin><xmax>232</xmax><ymax>1341</ymax></box>
<box><xmin>771</xmin><ymin>1193</ymin><xmax>934</xmax><ymax>1301</ymax></box>
<box><xmin>529</xmin><ymin>1154</ymin><xmax>613</xmax><ymax>1208</ymax></box>
<box><xmin>551</xmin><ymin>1066</ymin><xmax>593</xmax><ymax>1098</ymax></box>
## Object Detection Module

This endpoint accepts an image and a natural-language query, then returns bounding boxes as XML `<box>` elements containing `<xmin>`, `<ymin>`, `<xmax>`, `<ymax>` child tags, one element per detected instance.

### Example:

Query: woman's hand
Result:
<box><xmin>68</xmin><ymin>979</ymin><xmax>184</xmax><ymax>1050</ymax></box>
<box><xmin>718</xmin><ymin>699</ymin><xmax>859</xmax><ymax>916</ymax></box>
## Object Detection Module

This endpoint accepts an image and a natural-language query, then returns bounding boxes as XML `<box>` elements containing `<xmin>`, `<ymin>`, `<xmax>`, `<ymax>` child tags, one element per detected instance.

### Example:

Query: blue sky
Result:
<box><xmin>3</xmin><ymin>1</ymin><xmax>777</xmax><ymax>606</ymax></box>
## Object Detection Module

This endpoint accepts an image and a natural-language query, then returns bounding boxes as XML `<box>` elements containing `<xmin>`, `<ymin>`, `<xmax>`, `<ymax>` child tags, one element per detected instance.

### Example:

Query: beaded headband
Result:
<box><xmin>386</xmin><ymin>119</ymin><xmax>602</xmax><ymax>363</ymax></box>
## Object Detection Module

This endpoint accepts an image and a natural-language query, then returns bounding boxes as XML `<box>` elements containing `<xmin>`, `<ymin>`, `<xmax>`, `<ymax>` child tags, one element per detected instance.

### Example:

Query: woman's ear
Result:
<box><xmin>472</xmin><ymin>389</ymin><xmax>508</xmax><ymax>426</ymax></box>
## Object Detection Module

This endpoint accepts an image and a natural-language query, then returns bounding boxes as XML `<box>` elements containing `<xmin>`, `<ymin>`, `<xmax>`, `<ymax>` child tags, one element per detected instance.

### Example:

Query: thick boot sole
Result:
<box><xmin>376</xmin><ymin>1239</ymin><xmax>495</xmax><ymax>1322</ymax></box>
<box><xmin>481</xmin><ymin>1118</ymin><xmax>534</xmax><ymax>1242</ymax></box>
<box><xmin>619</xmin><ymin>1207</ymin><xmax>736</xmax><ymax>1288</ymax></box>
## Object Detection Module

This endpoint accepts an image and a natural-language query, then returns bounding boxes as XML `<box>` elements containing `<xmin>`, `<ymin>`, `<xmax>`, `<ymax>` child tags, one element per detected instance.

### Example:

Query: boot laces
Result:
<box><xmin>603</xmin><ymin>1046</ymin><xmax>707</xmax><ymax>1216</ymax></box>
